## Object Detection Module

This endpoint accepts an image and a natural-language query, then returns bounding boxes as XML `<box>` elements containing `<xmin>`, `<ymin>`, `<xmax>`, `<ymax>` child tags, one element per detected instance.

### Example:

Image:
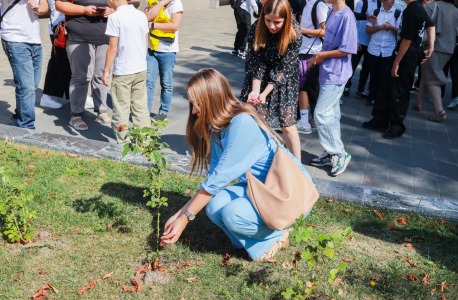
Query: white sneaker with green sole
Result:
<box><xmin>331</xmin><ymin>152</ymin><xmax>351</xmax><ymax>176</ymax></box>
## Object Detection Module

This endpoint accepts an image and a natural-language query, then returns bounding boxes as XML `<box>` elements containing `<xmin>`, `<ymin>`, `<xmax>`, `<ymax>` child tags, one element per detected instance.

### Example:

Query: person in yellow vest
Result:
<box><xmin>144</xmin><ymin>0</ymin><xmax>183</xmax><ymax>122</ymax></box>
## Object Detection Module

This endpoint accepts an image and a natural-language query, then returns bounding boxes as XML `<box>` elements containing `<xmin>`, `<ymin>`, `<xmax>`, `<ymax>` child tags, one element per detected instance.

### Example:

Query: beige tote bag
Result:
<box><xmin>245</xmin><ymin>119</ymin><xmax>319</xmax><ymax>231</ymax></box>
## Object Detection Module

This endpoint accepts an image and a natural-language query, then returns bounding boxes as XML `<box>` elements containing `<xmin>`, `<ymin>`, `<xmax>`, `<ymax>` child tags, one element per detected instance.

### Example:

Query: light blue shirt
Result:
<box><xmin>200</xmin><ymin>113</ymin><xmax>312</xmax><ymax>195</ymax></box>
<box><xmin>355</xmin><ymin>0</ymin><xmax>378</xmax><ymax>46</ymax></box>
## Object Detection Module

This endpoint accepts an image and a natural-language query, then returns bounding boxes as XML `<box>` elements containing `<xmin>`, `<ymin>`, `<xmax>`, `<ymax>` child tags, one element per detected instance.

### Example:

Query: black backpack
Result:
<box><xmin>302</xmin><ymin>0</ymin><xmax>329</xmax><ymax>42</ymax></box>
<box><xmin>230</xmin><ymin>0</ymin><xmax>242</xmax><ymax>9</ymax></box>
<box><xmin>361</xmin><ymin>0</ymin><xmax>381</xmax><ymax>14</ymax></box>
<box><xmin>372</xmin><ymin>7</ymin><xmax>402</xmax><ymax>21</ymax></box>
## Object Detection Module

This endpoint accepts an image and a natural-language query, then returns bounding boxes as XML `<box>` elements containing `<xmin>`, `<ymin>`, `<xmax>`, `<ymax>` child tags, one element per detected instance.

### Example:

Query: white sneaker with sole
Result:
<box><xmin>447</xmin><ymin>97</ymin><xmax>458</xmax><ymax>110</ymax></box>
<box><xmin>296</xmin><ymin>122</ymin><xmax>312</xmax><ymax>134</ymax></box>
<box><xmin>40</xmin><ymin>94</ymin><xmax>62</xmax><ymax>109</ymax></box>
<box><xmin>85</xmin><ymin>95</ymin><xmax>94</xmax><ymax>109</ymax></box>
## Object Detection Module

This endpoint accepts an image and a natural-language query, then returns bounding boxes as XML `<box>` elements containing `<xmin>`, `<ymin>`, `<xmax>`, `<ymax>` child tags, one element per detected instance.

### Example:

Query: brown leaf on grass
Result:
<box><xmin>73</xmin><ymin>227</ymin><xmax>80</xmax><ymax>232</ymax></box>
<box><xmin>89</xmin><ymin>188</ymin><xmax>93</xmax><ymax>191</ymax></box>
<box><xmin>354</xmin><ymin>258</ymin><xmax>359</xmax><ymax>261</ymax></box>
<box><xmin>187</xmin><ymin>277</ymin><xmax>200</xmax><ymax>283</ymax></box>
<box><xmin>440</xmin><ymin>219</ymin><xmax>445</xmax><ymax>225</ymax></box>
<box><xmin>441</xmin><ymin>295</ymin><xmax>450</xmax><ymax>300</ymax></box>
<box><xmin>128</xmin><ymin>287</ymin><xmax>136</xmax><ymax>292</ymax></box>
<box><xmin>184</xmin><ymin>238</ymin><xmax>190</xmax><ymax>243</ymax></box>
<box><xmin>77</xmin><ymin>281</ymin><xmax>96</xmax><ymax>295</ymax></box>
<box><xmin>66</xmin><ymin>177</ymin><xmax>71</xmax><ymax>182</ymax></box>
<box><xmin>366</xmin><ymin>180</ymin><xmax>372</xmax><ymax>183</ymax></box>
<box><xmin>405</xmin><ymin>243</ymin><xmax>414</xmax><ymax>248</ymax></box>
<box><xmin>13</xmin><ymin>274</ymin><xmax>18</xmax><ymax>280</ymax></box>
<box><xmin>67</xmin><ymin>151</ymin><xmax>78</xmax><ymax>158</ymax></box>
<box><xmin>137</xmin><ymin>183</ymin><xmax>144</xmax><ymax>187</ymax></box>
<box><xmin>306</xmin><ymin>223</ymin><xmax>317</xmax><ymax>227</ymax></box>
<box><xmin>396</xmin><ymin>238</ymin><xmax>403</xmax><ymax>244</ymax></box>
<box><xmin>220</xmin><ymin>253</ymin><xmax>230</xmax><ymax>266</ymax></box>
<box><xmin>397</xmin><ymin>217</ymin><xmax>409</xmax><ymax>224</ymax></box>
<box><xmin>326</xmin><ymin>198</ymin><xmax>333</xmax><ymax>202</ymax></box>
<box><xmin>421</xmin><ymin>274</ymin><xmax>431</xmax><ymax>285</ymax></box>
<box><xmin>196</xmin><ymin>262</ymin><xmax>202</xmax><ymax>266</ymax></box>
<box><xmin>28</xmin><ymin>165</ymin><xmax>36</xmax><ymax>170</ymax></box>
<box><xmin>109</xmin><ymin>187</ymin><xmax>118</xmax><ymax>191</ymax></box>
<box><xmin>266</xmin><ymin>259</ymin><xmax>278</xmax><ymax>263</ymax></box>
<box><xmin>306</xmin><ymin>281</ymin><xmax>312</xmax><ymax>288</ymax></box>
<box><xmin>408</xmin><ymin>274</ymin><xmax>419</xmax><ymax>281</ymax></box>
<box><xmin>386</xmin><ymin>226</ymin><xmax>396</xmax><ymax>231</ymax></box>
<box><xmin>258</xmin><ymin>281</ymin><xmax>265</xmax><ymax>287</ymax></box>
<box><xmin>348</xmin><ymin>236</ymin><xmax>354</xmax><ymax>241</ymax></box>
<box><xmin>398</xmin><ymin>256</ymin><xmax>418</xmax><ymax>268</ymax></box>
<box><xmin>373</xmin><ymin>210</ymin><xmax>384</xmax><ymax>219</ymax></box>
<box><xmin>151</xmin><ymin>286</ymin><xmax>155</xmax><ymax>290</ymax></box>
<box><xmin>186</xmin><ymin>189</ymin><xmax>191</xmax><ymax>195</ymax></box>
<box><xmin>132</xmin><ymin>279</ymin><xmax>141</xmax><ymax>292</ymax></box>
<box><xmin>107</xmin><ymin>223</ymin><xmax>115</xmax><ymax>229</ymax></box>
<box><xmin>431</xmin><ymin>288</ymin><xmax>436</xmax><ymax>293</ymax></box>
<box><xmin>31</xmin><ymin>289</ymin><xmax>49</xmax><ymax>300</ymax></box>
<box><xmin>371</xmin><ymin>277</ymin><xmax>378</xmax><ymax>281</ymax></box>
<box><xmin>102</xmin><ymin>271</ymin><xmax>114</xmax><ymax>280</ymax></box>
<box><xmin>342</xmin><ymin>258</ymin><xmax>352</xmax><ymax>262</ymax></box>
<box><xmin>127</xmin><ymin>185</ymin><xmax>132</xmax><ymax>189</ymax></box>
<box><xmin>38</xmin><ymin>270</ymin><xmax>49</xmax><ymax>274</ymax></box>
<box><xmin>113</xmin><ymin>280</ymin><xmax>119</xmax><ymax>285</ymax></box>
<box><xmin>122</xmin><ymin>285</ymin><xmax>129</xmax><ymax>293</ymax></box>
<box><xmin>333</xmin><ymin>278</ymin><xmax>343</xmax><ymax>286</ymax></box>
<box><xmin>172</xmin><ymin>262</ymin><xmax>179</xmax><ymax>267</ymax></box>
<box><xmin>440</xmin><ymin>281</ymin><xmax>451</xmax><ymax>292</ymax></box>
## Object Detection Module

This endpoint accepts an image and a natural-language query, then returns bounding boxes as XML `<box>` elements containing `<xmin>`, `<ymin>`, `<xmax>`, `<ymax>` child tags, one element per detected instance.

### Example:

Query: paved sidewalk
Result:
<box><xmin>0</xmin><ymin>0</ymin><xmax>457</xmax><ymax>201</ymax></box>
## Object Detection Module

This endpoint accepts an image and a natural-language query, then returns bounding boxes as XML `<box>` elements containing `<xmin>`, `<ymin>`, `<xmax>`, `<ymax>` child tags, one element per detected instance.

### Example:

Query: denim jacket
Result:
<box><xmin>200</xmin><ymin>113</ymin><xmax>313</xmax><ymax>195</ymax></box>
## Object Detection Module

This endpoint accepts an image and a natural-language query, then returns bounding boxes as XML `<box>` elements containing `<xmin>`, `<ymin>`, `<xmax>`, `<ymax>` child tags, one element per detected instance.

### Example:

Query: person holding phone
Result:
<box><xmin>56</xmin><ymin>0</ymin><xmax>115</xmax><ymax>131</ymax></box>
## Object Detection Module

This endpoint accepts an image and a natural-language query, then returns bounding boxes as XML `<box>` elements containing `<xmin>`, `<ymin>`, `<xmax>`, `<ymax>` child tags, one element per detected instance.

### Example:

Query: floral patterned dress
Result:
<box><xmin>240</xmin><ymin>19</ymin><xmax>302</xmax><ymax>128</ymax></box>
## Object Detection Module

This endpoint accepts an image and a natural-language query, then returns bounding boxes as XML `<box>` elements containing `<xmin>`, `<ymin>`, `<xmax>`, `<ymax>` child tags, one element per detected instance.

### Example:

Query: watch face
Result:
<box><xmin>189</xmin><ymin>214</ymin><xmax>195</xmax><ymax>221</ymax></box>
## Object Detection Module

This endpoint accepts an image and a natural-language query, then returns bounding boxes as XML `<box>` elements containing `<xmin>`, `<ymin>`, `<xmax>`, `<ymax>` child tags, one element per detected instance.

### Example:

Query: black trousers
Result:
<box><xmin>43</xmin><ymin>35</ymin><xmax>72</xmax><ymax>99</ymax></box>
<box><xmin>368</xmin><ymin>53</ymin><xmax>394</xmax><ymax>102</ymax></box>
<box><xmin>298</xmin><ymin>53</ymin><xmax>320</xmax><ymax>116</ymax></box>
<box><xmin>345</xmin><ymin>44</ymin><xmax>370</xmax><ymax>92</ymax></box>
<box><xmin>233</xmin><ymin>8</ymin><xmax>251</xmax><ymax>52</ymax></box>
<box><xmin>371</xmin><ymin>54</ymin><xmax>417</xmax><ymax>133</ymax></box>
<box><xmin>442</xmin><ymin>50</ymin><xmax>458</xmax><ymax>98</ymax></box>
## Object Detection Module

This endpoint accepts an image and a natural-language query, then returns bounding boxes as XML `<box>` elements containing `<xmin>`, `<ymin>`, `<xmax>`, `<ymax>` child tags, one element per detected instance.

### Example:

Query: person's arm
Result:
<box><xmin>28</xmin><ymin>0</ymin><xmax>49</xmax><ymax>15</ymax></box>
<box><xmin>423</xmin><ymin>26</ymin><xmax>435</xmax><ymax>61</ymax></box>
<box><xmin>246</xmin><ymin>22</ymin><xmax>268</xmax><ymax>102</ymax></box>
<box><xmin>152</xmin><ymin>11</ymin><xmax>183</xmax><ymax>33</ymax></box>
<box><xmin>391</xmin><ymin>38</ymin><xmax>411</xmax><ymax>77</ymax></box>
<box><xmin>102</xmin><ymin>36</ymin><xmax>118</xmax><ymax>86</ymax></box>
<box><xmin>56</xmin><ymin>0</ymin><xmax>99</xmax><ymax>16</ymax></box>
<box><xmin>145</xmin><ymin>0</ymin><xmax>173</xmax><ymax>21</ymax></box>
<box><xmin>302</xmin><ymin>21</ymin><xmax>326</xmax><ymax>37</ymax></box>
<box><xmin>366</xmin><ymin>24</ymin><xmax>383</xmax><ymax>34</ymax></box>
<box><xmin>311</xmin><ymin>49</ymin><xmax>351</xmax><ymax>66</ymax></box>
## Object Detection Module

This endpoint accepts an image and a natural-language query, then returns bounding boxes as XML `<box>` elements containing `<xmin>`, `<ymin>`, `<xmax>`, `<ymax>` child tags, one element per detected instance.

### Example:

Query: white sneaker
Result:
<box><xmin>85</xmin><ymin>95</ymin><xmax>94</xmax><ymax>109</ymax></box>
<box><xmin>447</xmin><ymin>97</ymin><xmax>458</xmax><ymax>110</ymax></box>
<box><xmin>296</xmin><ymin>122</ymin><xmax>312</xmax><ymax>134</ymax></box>
<box><xmin>40</xmin><ymin>94</ymin><xmax>62</xmax><ymax>109</ymax></box>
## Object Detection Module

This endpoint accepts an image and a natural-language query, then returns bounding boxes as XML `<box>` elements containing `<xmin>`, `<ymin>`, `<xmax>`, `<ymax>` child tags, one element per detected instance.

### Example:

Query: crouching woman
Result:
<box><xmin>160</xmin><ymin>68</ymin><xmax>314</xmax><ymax>261</ymax></box>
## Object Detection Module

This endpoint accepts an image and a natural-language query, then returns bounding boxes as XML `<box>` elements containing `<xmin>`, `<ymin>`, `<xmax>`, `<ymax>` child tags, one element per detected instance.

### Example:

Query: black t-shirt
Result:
<box><xmin>61</xmin><ymin>0</ymin><xmax>109</xmax><ymax>44</ymax></box>
<box><xmin>395</xmin><ymin>0</ymin><xmax>434</xmax><ymax>59</ymax></box>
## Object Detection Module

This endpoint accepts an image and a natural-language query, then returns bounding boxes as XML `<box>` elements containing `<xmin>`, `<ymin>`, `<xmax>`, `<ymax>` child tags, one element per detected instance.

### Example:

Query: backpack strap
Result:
<box><xmin>362</xmin><ymin>0</ymin><xmax>368</xmax><ymax>14</ymax></box>
<box><xmin>0</xmin><ymin>0</ymin><xmax>21</xmax><ymax>29</ymax></box>
<box><xmin>394</xmin><ymin>8</ymin><xmax>401</xmax><ymax>21</ymax></box>
<box><xmin>377</xmin><ymin>0</ymin><xmax>381</xmax><ymax>10</ymax></box>
<box><xmin>373</xmin><ymin>7</ymin><xmax>380</xmax><ymax>17</ymax></box>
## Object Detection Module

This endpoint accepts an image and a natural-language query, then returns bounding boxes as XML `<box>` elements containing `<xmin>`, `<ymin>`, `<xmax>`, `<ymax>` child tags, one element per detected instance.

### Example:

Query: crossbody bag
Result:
<box><xmin>54</xmin><ymin>0</ymin><xmax>74</xmax><ymax>48</ymax></box>
<box><xmin>0</xmin><ymin>0</ymin><xmax>21</xmax><ymax>29</ymax></box>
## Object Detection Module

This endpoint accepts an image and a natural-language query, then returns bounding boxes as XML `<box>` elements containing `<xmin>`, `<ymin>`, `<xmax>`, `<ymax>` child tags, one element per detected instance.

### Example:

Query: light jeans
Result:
<box><xmin>146</xmin><ymin>50</ymin><xmax>176</xmax><ymax>115</ymax></box>
<box><xmin>315</xmin><ymin>84</ymin><xmax>346</xmax><ymax>156</ymax></box>
<box><xmin>1</xmin><ymin>40</ymin><xmax>42</xmax><ymax>129</ymax></box>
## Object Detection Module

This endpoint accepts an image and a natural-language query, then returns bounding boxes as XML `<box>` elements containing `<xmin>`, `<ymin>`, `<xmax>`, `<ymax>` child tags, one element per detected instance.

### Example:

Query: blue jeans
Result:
<box><xmin>315</xmin><ymin>84</ymin><xmax>346</xmax><ymax>156</ymax></box>
<box><xmin>2</xmin><ymin>40</ymin><xmax>42</xmax><ymax>129</ymax></box>
<box><xmin>146</xmin><ymin>50</ymin><xmax>176</xmax><ymax>115</ymax></box>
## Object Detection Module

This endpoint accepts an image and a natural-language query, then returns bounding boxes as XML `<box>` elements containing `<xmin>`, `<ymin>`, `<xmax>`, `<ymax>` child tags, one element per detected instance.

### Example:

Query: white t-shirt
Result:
<box><xmin>299</xmin><ymin>0</ymin><xmax>329</xmax><ymax>54</ymax></box>
<box><xmin>48</xmin><ymin>0</ymin><xmax>65</xmax><ymax>35</ymax></box>
<box><xmin>105</xmin><ymin>5</ymin><xmax>149</xmax><ymax>76</ymax></box>
<box><xmin>153</xmin><ymin>0</ymin><xmax>183</xmax><ymax>52</ymax></box>
<box><xmin>0</xmin><ymin>0</ymin><xmax>41</xmax><ymax>44</ymax></box>
<box><xmin>367</xmin><ymin>6</ymin><xmax>402</xmax><ymax>57</ymax></box>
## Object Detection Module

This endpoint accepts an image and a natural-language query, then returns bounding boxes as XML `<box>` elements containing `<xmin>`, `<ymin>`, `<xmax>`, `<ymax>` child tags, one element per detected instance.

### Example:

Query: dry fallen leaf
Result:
<box><xmin>408</xmin><ymin>274</ymin><xmax>419</xmax><ymax>281</ymax></box>
<box><xmin>73</xmin><ymin>227</ymin><xmax>80</xmax><ymax>232</ymax></box>
<box><xmin>441</xmin><ymin>294</ymin><xmax>450</xmax><ymax>300</ymax></box>
<box><xmin>102</xmin><ymin>271</ymin><xmax>114</xmax><ymax>280</ymax></box>
<box><xmin>184</xmin><ymin>238</ymin><xmax>190</xmax><ymax>243</ymax></box>
<box><xmin>38</xmin><ymin>270</ymin><xmax>49</xmax><ymax>274</ymax></box>
<box><xmin>326</xmin><ymin>198</ymin><xmax>334</xmax><ymax>203</ymax></box>
<box><xmin>405</xmin><ymin>243</ymin><xmax>414</xmax><ymax>248</ymax></box>
<box><xmin>348</xmin><ymin>236</ymin><xmax>354</xmax><ymax>241</ymax></box>
<box><xmin>77</xmin><ymin>281</ymin><xmax>96</xmax><ymax>295</ymax></box>
<box><xmin>13</xmin><ymin>274</ymin><xmax>19</xmax><ymax>281</ymax></box>
<box><xmin>67</xmin><ymin>151</ymin><xmax>78</xmax><ymax>158</ymax></box>
<box><xmin>132</xmin><ymin>279</ymin><xmax>141</xmax><ymax>292</ymax></box>
<box><xmin>266</xmin><ymin>259</ymin><xmax>278</xmax><ymax>263</ymax></box>
<box><xmin>220</xmin><ymin>253</ymin><xmax>230</xmax><ymax>266</ymax></box>
<box><xmin>67</xmin><ymin>177</ymin><xmax>71</xmax><ymax>182</ymax></box>
<box><xmin>421</xmin><ymin>274</ymin><xmax>431</xmax><ymax>285</ymax></box>
<box><xmin>396</xmin><ymin>238</ymin><xmax>403</xmax><ymax>244</ymax></box>
<box><xmin>398</xmin><ymin>256</ymin><xmax>418</xmax><ymax>268</ymax></box>
<box><xmin>333</xmin><ymin>278</ymin><xmax>343</xmax><ymax>286</ymax></box>
<box><xmin>366</xmin><ymin>180</ymin><xmax>372</xmax><ymax>183</ymax></box>
<box><xmin>397</xmin><ymin>217</ymin><xmax>409</xmax><ymax>224</ymax></box>
<box><xmin>186</xmin><ymin>189</ymin><xmax>191</xmax><ymax>194</ymax></box>
<box><xmin>109</xmin><ymin>187</ymin><xmax>118</xmax><ymax>191</ymax></box>
<box><xmin>373</xmin><ymin>210</ymin><xmax>384</xmax><ymax>219</ymax></box>
<box><xmin>137</xmin><ymin>183</ymin><xmax>144</xmax><ymax>187</ymax></box>
<box><xmin>28</xmin><ymin>165</ymin><xmax>36</xmax><ymax>170</ymax></box>
<box><xmin>186</xmin><ymin>277</ymin><xmax>200</xmax><ymax>283</ymax></box>
<box><xmin>196</xmin><ymin>262</ymin><xmax>202</xmax><ymax>266</ymax></box>
<box><xmin>306</xmin><ymin>281</ymin><xmax>312</xmax><ymax>288</ymax></box>
<box><xmin>306</xmin><ymin>223</ymin><xmax>317</xmax><ymax>227</ymax></box>
<box><xmin>386</xmin><ymin>225</ymin><xmax>396</xmax><ymax>231</ymax></box>
<box><xmin>342</xmin><ymin>258</ymin><xmax>352</xmax><ymax>262</ymax></box>
<box><xmin>440</xmin><ymin>219</ymin><xmax>445</xmax><ymax>226</ymax></box>
<box><xmin>258</xmin><ymin>281</ymin><xmax>265</xmax><ymax>287</ymax></box>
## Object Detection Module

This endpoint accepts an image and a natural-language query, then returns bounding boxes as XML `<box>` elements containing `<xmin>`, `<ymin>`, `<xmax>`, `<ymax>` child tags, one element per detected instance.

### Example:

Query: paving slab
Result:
<box><xmin>0</xmin><ymin>0</ymin><xmax>457</xmax><ymax>202</ymax></box>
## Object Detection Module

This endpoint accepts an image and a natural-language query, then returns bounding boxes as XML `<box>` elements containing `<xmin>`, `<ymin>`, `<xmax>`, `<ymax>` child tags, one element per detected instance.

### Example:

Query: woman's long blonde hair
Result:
<box><xmin>253</xmin><ymin>0</ymin><xmax>298</xmax><ymax>56</ymax></box>
<box><xmin>185</xmin><ymin>69</ymin><xmax>274</xmax><ymax>175</ymax></box>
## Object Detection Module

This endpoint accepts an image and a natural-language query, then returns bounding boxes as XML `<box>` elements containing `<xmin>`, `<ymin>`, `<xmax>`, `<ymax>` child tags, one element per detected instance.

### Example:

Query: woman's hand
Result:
<box><xmin>256</xmin><ymin>93</ymin><xmax>267</xmax><ymax>105</ymax></box>
<box><xmin>103</xmin><ymin>7</ymin><xmax>115</xmax><ymax>18</ymax></box>
<box><xmin>160</xmin><ymin>214</ymin><xmax>189</xmax><ymax>245</ymax></box>
<box><xmin>102</xmin><ymin>70</ymin><xmax>110</xmax><ymax>87</ymax></box>
<box><xmin>84</xmin><ymin>5</ymin><xmax>99</xmax><ymax>17</ymax></box>
<box><xmin>247</xmin><ymin>90</ymin><xmax>260</xmax><ymax>105</ymax></box>
<box><xmin>163</xmin><ymin>211</ymin><xmax>181</xmax><ymax>231</ymax></box>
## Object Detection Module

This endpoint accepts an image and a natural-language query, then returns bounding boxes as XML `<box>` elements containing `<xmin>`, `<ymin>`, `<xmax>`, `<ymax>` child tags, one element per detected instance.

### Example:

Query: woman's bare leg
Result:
<box><xmin>427</xmin><ymin>85</ymin><xmax>444</xmax><ymax>114</ymax></box>
<box><xmin>281</xmin><ymin>125</ymin><xmax>301</xmax><ymax>160</ymax></box>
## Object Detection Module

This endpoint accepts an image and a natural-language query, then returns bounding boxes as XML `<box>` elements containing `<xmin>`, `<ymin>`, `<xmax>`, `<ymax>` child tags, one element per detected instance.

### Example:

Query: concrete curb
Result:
<box><xmin>1</xmin><ymin>124</ymin><xmax>457</xmax><ymax>221</ymax></box>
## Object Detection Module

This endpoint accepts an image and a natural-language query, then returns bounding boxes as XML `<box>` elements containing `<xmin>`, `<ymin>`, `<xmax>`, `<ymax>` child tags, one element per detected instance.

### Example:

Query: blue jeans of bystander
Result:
<box><xmin>146</xmin><ymin>50</ymin><xmax>176</xmax><ymax>115</ymax></box>
<box><xmin>1</xmin><ymin>40</ymin><xmax>42</xmax><ymax>129</ymax></box>
<box><xmin>314</xmin><ymin>84</ymin><xmax>346</xmax><ymax>156</ymax></box>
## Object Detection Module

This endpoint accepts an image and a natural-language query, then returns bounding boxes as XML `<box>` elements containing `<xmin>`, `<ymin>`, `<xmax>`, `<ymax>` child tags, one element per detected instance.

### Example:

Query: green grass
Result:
<box><xmin>0</xmin><ymin>141</ymin><xmax>457</xmax><ymax>300</ymax></box>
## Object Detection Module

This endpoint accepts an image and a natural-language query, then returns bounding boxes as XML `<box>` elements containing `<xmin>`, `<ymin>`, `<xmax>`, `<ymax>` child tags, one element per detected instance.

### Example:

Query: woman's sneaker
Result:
<box><xmin>230</xmin><ymin>49</ymin><xmax>238</xmax><ymax>56</ymax></box>
<box><xmin>296</xmin><ymin>122</ymin><xmax>312</xmax><ymax>134</ymax></box>
<box><xmin>40</xmin><ymin>94</ymin><xmax>62</xmax><ymax>109</ymax></box>
<box><xmin>238</xmin><ymin>50</ymin><xmax>246</xmax><ymax>59</ymax></box>
<box><xmin>447</xmin><ymin>97</ymin><xmax>458</xmax><ymax>110</ymax></box>
<box><xmin>331</xmin><ymin>152</ymin><xmax>351</xmax><ymax>176</ymax></box>
<box><xmin>311</xmin><ymin>151</ymin><xmax>332</xmax><ymax>166</ymax></box>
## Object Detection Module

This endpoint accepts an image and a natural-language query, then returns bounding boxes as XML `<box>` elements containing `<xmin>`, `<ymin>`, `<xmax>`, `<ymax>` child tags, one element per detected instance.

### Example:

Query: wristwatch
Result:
<box><xmin>184</xmin><ymin>211</ymin><xmax>195</xmax><ymax>221</ymax></box>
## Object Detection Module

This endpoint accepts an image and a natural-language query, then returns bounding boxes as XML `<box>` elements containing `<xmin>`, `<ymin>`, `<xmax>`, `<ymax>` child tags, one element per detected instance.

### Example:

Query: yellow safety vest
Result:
<box><xmin>148</xmin><ymin>0</ymin><xmax>175</xmax><ymax>50</ymax></box>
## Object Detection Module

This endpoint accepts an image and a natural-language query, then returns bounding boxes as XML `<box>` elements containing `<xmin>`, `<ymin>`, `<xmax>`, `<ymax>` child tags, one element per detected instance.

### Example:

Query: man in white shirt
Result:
<box><xmin>365</xmin><ymin>0</ymin><xmax>401</xmax><ymax>106</ymax></box>
<box><xmin>343</xmin><ymin>0</ymin><xmax>380</xmax><ymax>100</ymax></box>
<box><xmin>296</xmin><ymin>0</ymin><xmax>328</xmax><ymax>134</ymax></box>
<box><xmin>145</xmin><ymin>0</ymin><xmax>183</xmax><ymax>121</ymax></box>
<box><xmin>0</xmin><ymin>0</ymin><xmax>49</xmax><ymax>129</ymax></box>
<box><xmin>230</xmin><ymin>0</ymin><xmax>258</xmax><ymax>59</ymax></box>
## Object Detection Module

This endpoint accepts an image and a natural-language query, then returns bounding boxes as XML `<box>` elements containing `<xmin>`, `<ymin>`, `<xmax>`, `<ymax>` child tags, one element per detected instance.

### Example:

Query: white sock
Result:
<box><xmin>300</xmin><ymin>109</ymin><xmax>309</xmax><ymax>126</ymax></box>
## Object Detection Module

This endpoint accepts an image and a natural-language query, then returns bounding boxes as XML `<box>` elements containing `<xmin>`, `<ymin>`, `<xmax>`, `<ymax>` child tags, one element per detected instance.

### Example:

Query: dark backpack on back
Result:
<box><xmin>302</xmin><ymin>0</ymin><xmax>329</xmax><ymax>42</ymax></box>
<box><xmin>361</xmin><ymin>0</ymin><xmax>382</xmax><ymax>14</ymax></box>
<box><xmin>373</xmin><ymin>7</ymin><xmax>402</xmax><ymax>21</ymax></box>
<box><xmin>230</xmin><ymin>0</ymin><xmax>242</xmax><ymax>9</ymax></box>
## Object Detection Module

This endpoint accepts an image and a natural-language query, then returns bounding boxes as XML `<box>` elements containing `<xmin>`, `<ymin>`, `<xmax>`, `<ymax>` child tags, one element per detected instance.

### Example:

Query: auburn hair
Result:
<box><xmin>185</xmin><ymin>68</ymin><xmax>282</xmax><ymax>175</ymax></box>
<box><xmin>253</xmin><ymin>0</ymin><xmax>298</xmax><ymax>56</ymax></box>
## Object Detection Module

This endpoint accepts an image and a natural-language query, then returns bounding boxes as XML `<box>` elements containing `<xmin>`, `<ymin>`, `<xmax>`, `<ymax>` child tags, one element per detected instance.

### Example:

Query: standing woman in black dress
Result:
<box><xmin>241</xmin><ymin>0</ymin><xmax>302</xmax><ymax>160</ymax></box>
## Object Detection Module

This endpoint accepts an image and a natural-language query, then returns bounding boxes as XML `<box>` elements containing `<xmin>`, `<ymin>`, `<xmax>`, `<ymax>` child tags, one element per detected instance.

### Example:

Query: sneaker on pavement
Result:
<box><xmin>356</xmin><ymin>91</ymin><xmax>368</xmax><ymax>99</ymax></box>
<box><xmin>343</xmin><ymin>87</ymin><xmax>350</xmax><ymax>97</ymax></box>
<box><xmin>152</xmin><ymin>113</ymin><xmax>168</xmax><ymax>122</ymax></box>
<box><xmin>238</xmin><ymin>50</ymin><xmax>246</xmax><ymax>59</ymax></box>
<box><xmin>85</xmin><ymin>95</ymin><xmax>94</xmax><ymax>109</ymax></box>
<box><xmin>447</xmin><ymin>97</ymin><xmax>458</xmax><ymax>110</ymax></box>
<box><xmin>40</xmin><ymin>94</ymin><xmax>62</xmax><ymax>109</ymax></box>
<box><xmin>331</xmin><ymin>152</ymin><xmax>351</xmax><ymax>176</ymax></box>
<box><xmin>296</xmin><ymin>122</ymin><xmax>312</xmax><ymax>134</ymax></box>
<box><xmin>230</xmin><ymin>49</ymin><xmax>238</xmax><ymax>56</ymax></box>
<box><xmin>311</xmin><ymin>151</ymin><xmax>332</xmax><ymax>167</ymax></box>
